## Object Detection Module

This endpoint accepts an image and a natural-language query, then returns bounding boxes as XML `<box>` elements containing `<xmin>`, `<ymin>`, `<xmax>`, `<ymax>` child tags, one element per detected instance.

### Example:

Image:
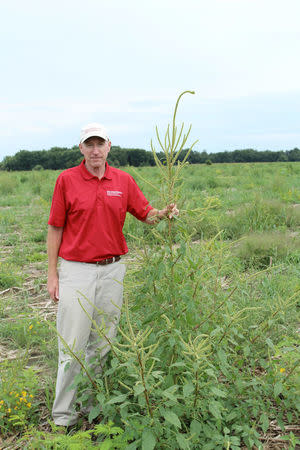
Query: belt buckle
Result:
<box><xmin>95</xmin><ymin>256</ymin><xmax>117</xmax><ymax>266</ymax></box>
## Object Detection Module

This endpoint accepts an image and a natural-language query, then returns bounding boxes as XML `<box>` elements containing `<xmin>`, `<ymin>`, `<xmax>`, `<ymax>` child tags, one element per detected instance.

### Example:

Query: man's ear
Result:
<box><xmin>107</xmin><ymin>141</ymin><xmax>111</xmax><ymax>153</ymax></box>
<box><xmin>79</xmin><ymin>143</ymin><xmax>84</xmax><ymax>155</ymax></box>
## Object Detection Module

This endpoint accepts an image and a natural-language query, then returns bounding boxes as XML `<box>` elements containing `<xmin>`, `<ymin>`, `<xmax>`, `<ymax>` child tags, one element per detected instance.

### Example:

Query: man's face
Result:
<box><xmin>79</xmin><ymin>136</ymin><xmax>111</xmax><ymax>170</ymax></box>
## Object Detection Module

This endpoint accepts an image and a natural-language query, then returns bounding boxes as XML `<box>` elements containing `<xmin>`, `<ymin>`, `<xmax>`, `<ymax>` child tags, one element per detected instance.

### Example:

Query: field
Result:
<box><xmin>0</xmin><ymin>162</ymin><xmax>300</xmax><ymax>449</ymax></box>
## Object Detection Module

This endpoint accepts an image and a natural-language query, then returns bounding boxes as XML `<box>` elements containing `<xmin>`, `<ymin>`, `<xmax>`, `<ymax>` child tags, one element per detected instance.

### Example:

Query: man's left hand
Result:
<box><xmin>159</xmin><ymin>203</ymin><xmax>179</xmax><ymax>219</ymax></box>
<box><xmin>145</xmin><ymin>203</ymin><xmax>179</xmax><ymax>224</ymax></box>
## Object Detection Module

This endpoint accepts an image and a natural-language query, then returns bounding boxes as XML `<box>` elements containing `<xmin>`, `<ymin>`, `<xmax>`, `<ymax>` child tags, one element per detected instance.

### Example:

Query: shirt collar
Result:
<box><xmin>79</xmin><ymin>160</ymin><xmax>112</xmax><ymax>181</ymax></box>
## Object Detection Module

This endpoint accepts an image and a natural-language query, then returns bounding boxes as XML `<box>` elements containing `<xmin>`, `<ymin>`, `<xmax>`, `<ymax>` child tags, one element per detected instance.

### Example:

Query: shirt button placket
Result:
<box><xmin>97</xmin><ymin>179</ymin><xmax>104</xmax><ymax>206</ymax></box>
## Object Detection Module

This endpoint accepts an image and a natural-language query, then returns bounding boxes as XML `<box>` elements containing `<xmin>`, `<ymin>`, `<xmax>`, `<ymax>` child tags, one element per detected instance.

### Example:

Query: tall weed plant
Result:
<box><xmin>44</xmin><ymin>93</ymin><xmax>299</xmax><ymax>449</ymax></box>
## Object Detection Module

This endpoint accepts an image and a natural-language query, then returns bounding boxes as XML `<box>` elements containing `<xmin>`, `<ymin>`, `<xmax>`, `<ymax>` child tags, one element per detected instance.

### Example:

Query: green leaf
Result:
<box><xmin>152</xmin><ymin>370</ymin><xmax>163</xmax><ymax>379</ymax></box>
<box><xmin>162</xmin><ymin>385</ymin><xmax>179</xmax><ymax>402</ymax></box>
<box><xmin>162</xmin><ymin>386</ymin><xmax>177</xmax><ymax>402</ymax></box>
<box><xmin>266</xmin><ymin>338</ymin><xmax>275</xmax><ymax>351</ymax></box>
<box><xmin>142</xmin><ymin>429</ymin><xmax>156</xmax><ymax>450</ymax></box>
<box><xmin>100</xmin><ymin>440</ymin><xmax>114</xmax><ymax>450</ymax></box>
<box><xmin>111</xmin><ymin>358</ymin><xmax>119</xmax><ymax>368</ymax></box>
<box><xmin>183</xmin><ymin>382</ymin><xmax>194</xmax><ymax>397</ymax></box>
<box><xmin>126</xmin><ymin>443</ymin><xmax>139</xmax><ymax>450</ymax></box>
<box><xmin>176</xmin><ymin>433</ymin><xmax>190</xmax><ymax>449</ymax></box>
<box><xmin>274</xmin><ymin>381</ymin><xmax>283</xmax><ymax>397</ymax></box>
<box><xmin>190</xmin><ymin>419</ymin><xmax>202</xmax><ymax>436</ymax></box>
<box><xmin>157</xmin><ymin>220</ymin><xmax>167</xmax><ymax>232</ymax></box>
<box><xmin>88</xmin><ymin>403</ymin><xmax>102</xmax><ymax>422</ymax></box>
<box><xmin>96</xmin><ymin>393</ymin><xmax>105</xmax><ymax>403</ymax></box>
<box><xmin>226</xmin><ymin>410</ymin><xmax>238</xmax><ymax>421</ymax></box>
<box><xmin>230</xmin><ymin>436</ymin><xmax>241</xmax><ymax>446</ymax></box>
<box><xmin>134</xmin><ymin>384</ymin><xmax>145</xmax><ymax>396</ymax></box>
<box><xmin>163</xmin><ymin>409</ymin><xmax>181</xmax><ymax>428</ymax></box>
<box><xmin>202</xmin><ymin>444</ymin><xmax>215</xmax><ymax>450</ymax></box>
<box><xmin>208</xmin><ymin>401</ymin><xmax>222</xmax><ymax>420</ymax></box>
<box><xmin>210</xmin><ymin>386</ymin><xmax>227</xmax><ymax>398</ymax></box>
<box><xmin>162</xmin><ymin>390</ymin><xmax>178</xmax><ymax>402</ymax></box>
<box><xmin>217</xmin><ymin>349</ymin><xmax>228</xmax><ymax>367</ymax></box>
<box><xmin>243</xmin><ymin>345</ymin><xmax>250</xmax><ymax>357</ymax></box>
<box><xmin>170</xmin><ymin>362</ymin><xmax>186</xmax><ymax>368</ymax></box>
<box><xmin>179</xmin><ymin>242</ymin><xmax>186</xmax><ymax>256</ymax></box>
<box><xmin>106</xmin><ymin>394</ymin><xmax>128</xmax><ymax>405</ymax></box>
<box><xmin>205</xmin><ymin>368</ymin><xmax>217</xmax><ymax>379</ymax></box>
<box><xmin>260</xmin><ymin>413</ymin><xmax>269</xmax><ymax>433</ymax></box>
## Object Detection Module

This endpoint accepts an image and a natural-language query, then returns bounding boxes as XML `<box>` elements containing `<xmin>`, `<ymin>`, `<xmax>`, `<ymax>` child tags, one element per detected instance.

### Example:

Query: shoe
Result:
<box><xmin>66</xmin><ymin>423</ymin><xmax>78</xmax><ymax>435</ymax></box>
<box><xmin>55</xmin><ymin>423</ymin><xmax>78</xmax><ymax>435</ymax></box>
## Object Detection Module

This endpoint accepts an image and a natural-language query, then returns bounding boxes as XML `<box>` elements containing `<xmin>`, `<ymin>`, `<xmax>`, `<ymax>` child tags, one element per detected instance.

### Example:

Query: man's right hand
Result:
<box><xmin>47</xmin><ymin>225</ymin><xmax>63</xmax><ymax>303</ymax></box>
<box><xmin>47</xmin><ymin>273</ymin><xmax>59</xmax><ymax>302</ymax></box>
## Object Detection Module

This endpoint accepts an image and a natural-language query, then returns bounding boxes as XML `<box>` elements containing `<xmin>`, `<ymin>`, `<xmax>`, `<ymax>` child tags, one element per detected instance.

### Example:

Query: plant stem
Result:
<box><xmin>136</xmin><ymin>350</ymin><xmax>153</xmax><ymax>418</ymax></box>
<box><xmin>193</xmin><ymin>370</ymin><xmax>199</xmax><ymax>408</ymax></box>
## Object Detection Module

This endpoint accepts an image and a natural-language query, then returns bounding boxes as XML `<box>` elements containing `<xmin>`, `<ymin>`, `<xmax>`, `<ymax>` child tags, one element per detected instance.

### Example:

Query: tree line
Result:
<box><xmin>1</xmin><ymin>146</ymin><xmax>300</xmax><ymax>171</ymax></box>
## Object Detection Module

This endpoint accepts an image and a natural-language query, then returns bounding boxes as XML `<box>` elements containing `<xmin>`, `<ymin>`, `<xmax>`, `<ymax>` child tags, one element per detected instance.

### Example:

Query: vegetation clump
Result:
<box><xmin>0</xmin><ymin>363</ymin><xmax>39</xmax><ymax>434</ymax></box>
<box><xmin>234</xmin><ymin>230</ymin><xmax>300</xmax><ymax>268</ymax></box>
<box><xmin>32</xmin><ymin>164</ymin><xmax>44</xmax><ymax>171</ymax></box>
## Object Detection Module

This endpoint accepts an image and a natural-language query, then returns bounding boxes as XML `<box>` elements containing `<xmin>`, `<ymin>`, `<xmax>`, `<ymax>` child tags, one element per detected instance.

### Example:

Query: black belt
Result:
<box><xmin>85</xmin><ymin>256</ymin><xmax>121</xmax><ymax>266</ymax></box>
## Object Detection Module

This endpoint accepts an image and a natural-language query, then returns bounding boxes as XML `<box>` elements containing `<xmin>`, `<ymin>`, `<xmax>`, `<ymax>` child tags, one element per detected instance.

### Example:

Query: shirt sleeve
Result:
<box><xmin>126</xmin><ymin>175</ymin><xmax>153</xmax><ymax>221</ymax></box>
<box><xmin>48</xmin><ymin>174</ymin><xmax>67</xmax><ymax>227</ymax></box>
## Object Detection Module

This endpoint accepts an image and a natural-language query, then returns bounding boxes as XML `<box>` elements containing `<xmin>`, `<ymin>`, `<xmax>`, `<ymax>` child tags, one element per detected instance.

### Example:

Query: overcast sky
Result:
<box><xmin>1</xmin><ymin>0</ymin><xmax>300</xmax><ymax>160</ymax></box>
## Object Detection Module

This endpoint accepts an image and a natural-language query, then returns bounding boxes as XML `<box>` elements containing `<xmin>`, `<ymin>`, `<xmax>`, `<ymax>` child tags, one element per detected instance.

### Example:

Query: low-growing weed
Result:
<box><xmin>187</xmin><ymin>178</ymin><xmax>205</xmax><ymax>191</ymax></box>
<box><xmin>18</xmin><ymin>420</ymin><xmax>130</xmax><ymax>449</ymax></box>
<box><xmin>26</xmin><ymin>251</ymin><xmax>47</xmax><ymax>263</ymax></box>
<box><xmin>0</xmin><ymin>174</ymin><xmax>17</xmax><ymax>195</ymax></box>
<box><xmin>2</xmin><ymin>233</ymin><xmax>19</xmax><ymax>246</ymax></box>
<box><xmin>0</xmin><ymin>209</ymin><xmax>16</xmax><ymax>227</ymax></box>
<box><xmin>206</xmin><ymin>176</ymin><xmax>218</xmax><ymax>189</ymax></box>
<box><xmin>19</xmin><ymin>174</ymin><xmax>28</xmax><ymax>183</ymax></box>
<box><xmin>32</xmin><ymin>183</ymin><xmax>41</xmax><ymax>195</ymax></box>
<box><xmin>0</xmin><ymin>262</ymin><xmax>24</xmax><ymax>289</ymax></box>
<box><xmin>30</xmin><ymin>230</ymin><xmax>47</xmax><ymax>243</ymax></box>
<box><xmin>0</xmin><ymin>361</ymin><xmax>40</xmax><ymax>436</ymax></box>
<box><xmin>40</xmin><ymin>183</ymin><xmax>57</xmax><ymax>203</ymax></box>
<box><xmin>0</xmin><ymin>311</ymin><xmax>49</xmax><ymax>350</ymax></box>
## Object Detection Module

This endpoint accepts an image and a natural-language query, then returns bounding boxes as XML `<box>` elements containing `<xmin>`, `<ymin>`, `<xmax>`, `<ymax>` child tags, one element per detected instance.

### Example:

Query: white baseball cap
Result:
<box><xmin>80</xmin><ymin>123</ymin><xmax>109</xmax><ymax>144</ymax></box>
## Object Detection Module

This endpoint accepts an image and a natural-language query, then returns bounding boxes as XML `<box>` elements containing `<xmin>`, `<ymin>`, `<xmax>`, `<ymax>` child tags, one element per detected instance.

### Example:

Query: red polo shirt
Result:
<box><xmin>48</xmin><ymin>161</ymin><xmax>153</xmax><ymax>262</ymax></box>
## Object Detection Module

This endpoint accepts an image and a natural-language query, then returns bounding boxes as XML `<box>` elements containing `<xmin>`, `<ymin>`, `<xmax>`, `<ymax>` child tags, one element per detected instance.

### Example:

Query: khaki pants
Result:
<box><xmin>52</xmin><ymin>258</ymin><xmax>126</xmax><ymax>426</ymax></box>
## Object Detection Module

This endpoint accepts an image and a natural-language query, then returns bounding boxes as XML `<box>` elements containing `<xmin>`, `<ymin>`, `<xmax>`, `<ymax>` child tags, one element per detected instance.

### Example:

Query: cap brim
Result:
<box><xmin>80</xmin><ymin>132</ymin><xmax>109</xmax><ymax>144</ymax></box>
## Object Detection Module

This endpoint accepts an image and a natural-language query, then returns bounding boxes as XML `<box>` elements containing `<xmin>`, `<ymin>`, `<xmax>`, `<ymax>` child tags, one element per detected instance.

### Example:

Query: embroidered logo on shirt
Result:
<box><xmin>106</xmin><ymin>190</ymin><xmax>123</xmax><ymax>197</ymax></box>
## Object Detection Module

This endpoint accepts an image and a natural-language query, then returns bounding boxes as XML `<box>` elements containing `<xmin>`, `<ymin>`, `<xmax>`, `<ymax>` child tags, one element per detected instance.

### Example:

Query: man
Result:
<box><xmin>47</xmin><ymin>123</ymin><xmax>178</xmax><ymax>427</ymax></box>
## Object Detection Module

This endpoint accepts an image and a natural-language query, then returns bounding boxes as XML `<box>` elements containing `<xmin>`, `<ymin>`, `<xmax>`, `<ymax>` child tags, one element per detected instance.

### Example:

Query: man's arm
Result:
<box><xmin>144</xmin><ymin>203</ymin><xmax>179</xmax><ymax>224</ymax></box>
<box><xmin>47</xmin><ymin>225</ymin><xmax>64</xmax><ymax>302</ymax></box>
